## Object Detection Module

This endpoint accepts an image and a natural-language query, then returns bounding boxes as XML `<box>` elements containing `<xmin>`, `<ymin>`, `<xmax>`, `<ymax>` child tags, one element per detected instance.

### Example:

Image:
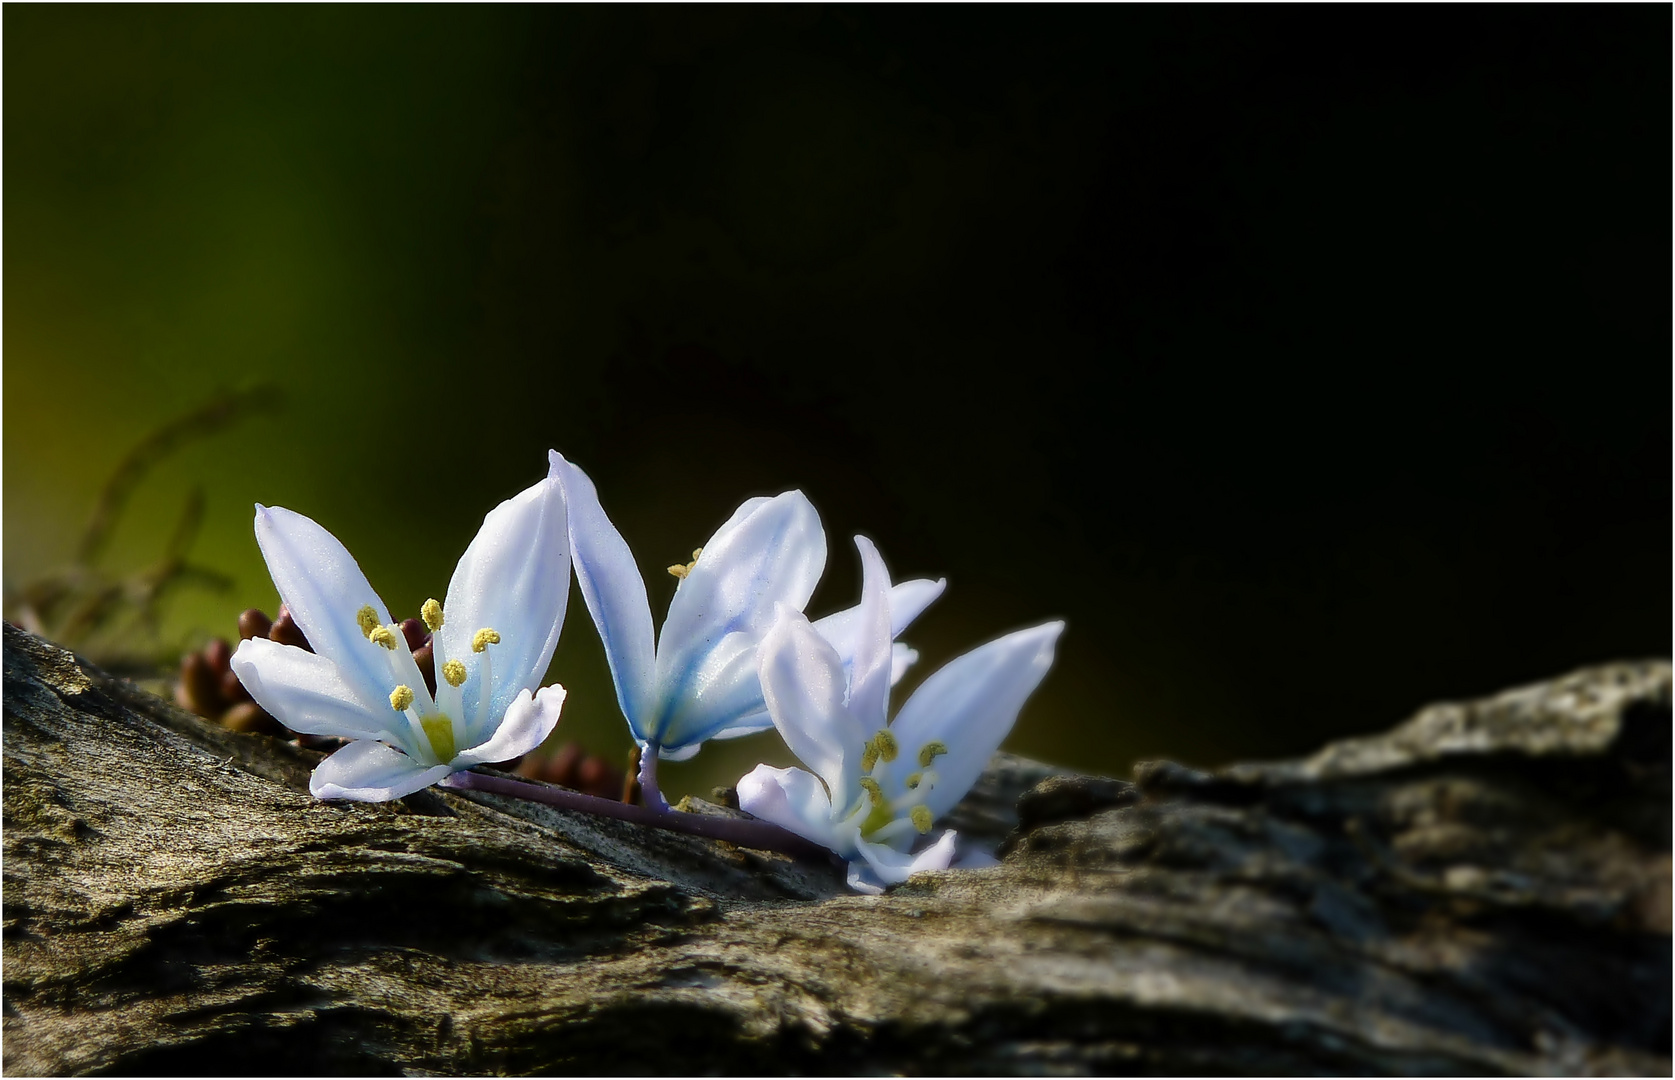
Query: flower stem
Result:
<box><xmin>441</xmin><ymin>770</ymin><xmax>835</xmax><ymax>865</ymax></box>
<box><xmin>637</xmin><ymin>745</ymin><xmax>670</xmax><ymax>813</ymax></box>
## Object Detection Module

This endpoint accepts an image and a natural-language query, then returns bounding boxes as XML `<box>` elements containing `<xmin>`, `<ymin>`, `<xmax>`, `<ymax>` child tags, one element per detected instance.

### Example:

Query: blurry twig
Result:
<box><xmin>77</xmin><ymin>387</ymin><xmax>279</xmax><ymax>566</ymax></box>
<box><xmin>5</xmin><ymin>386</ymin><xmax>280</xmax><ymax>671</ymax></box>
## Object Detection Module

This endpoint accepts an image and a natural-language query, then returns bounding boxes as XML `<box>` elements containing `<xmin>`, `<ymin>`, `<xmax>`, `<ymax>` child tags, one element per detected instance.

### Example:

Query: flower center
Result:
<box><xmin>847</xmin><ymin>730</ymin><xmax>949</xmax><ymax>843</ymax></box>
<box><xmin>359</xmin><ymin>600</ymin><xmax>501</xmax><ymax>765</ymax></box>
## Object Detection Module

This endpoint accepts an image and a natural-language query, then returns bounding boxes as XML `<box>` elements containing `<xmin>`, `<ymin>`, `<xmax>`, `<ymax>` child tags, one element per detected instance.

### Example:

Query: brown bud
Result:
<box><xmin>269</xmin><ymin>609</ymin><xmax>311</xmax><ymax>651</ymax></box>
<box><xmin>622</xmin><ymin>745</ymin><xmax>643</xmax><ymax>805</ymax></box>
<box><xmin>238</xmin><ymin>608</ymin><xmax>274</xmax><ymax>641</ymax></box>
<box><xmin>577</xmin><ymin>755</ymin><xmax>616</xmax><ymax>799</ymax></box>
<box><xmin>400</xmin><ymin>617</ymin><xmax>429</xmax><ymax>653</ymax></box>
<box><xmin>204</xmin><ymin>638</ymin><xmax>233</xmax><ymax>676</ymax></box>
<box><xmin>220</xmin><ymin>668</ymin><xmax>252</xmax><ymax>705</ymax></box>
<box><xmin>411</xmin><ymin>642</ymin><xmax>436</xmax><ymax>697</ymax></box>
<box><xmin>710</xmin><ymin>786</ymin><xmax>741</xmax><ymax>810</ymax></box>
<box><xmin>544</xmin><ymin>742</ymin><xmax>584</xmax><ymax>785</ymax></box>
<box><xmin>176</xmin><ymin>652</ymin><xmax>221</xmax><ymax>718</ymax></box>
<box><xmin>222</xmin><ymin>702</ymin><xmax>283</xmax><ymax>735</ymax></box>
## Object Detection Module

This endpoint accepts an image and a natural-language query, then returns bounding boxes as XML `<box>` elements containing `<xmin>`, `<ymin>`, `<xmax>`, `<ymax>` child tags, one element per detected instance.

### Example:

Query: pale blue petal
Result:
<box><xmin>888</xmin><ymin>620</ymin><xmax>1064</xmax><ymax>820</ymax></box>
<box><xmin>756</xmin><ymin>605</ymin><xmax>864</xmax><ymax>797</ymax></box>
<box><xmin>455</xmin><ymin>684</ymin><xmax>566</xmax><ymax>767</ymax></box>
<box><xmin>309</xmin><ymin>739</ymin><xmax>454</xmax><ymax>802</ymax></box>
<box><xmin>650</xmin><ymin>491</ymin><xmax>825</xmax><ymax>743</ymax></box>
<box><xmin>230</xmin><ymin>637</ymin><xmax>392</xmax><ymax>742</ymax></box>
<box><xmin>653</xmin><ymin>741</ymin><xmax>703</xmax><ymax>763</ymax></box>
<box><xmin>648</xmin><ymin>629</ymin><xmax>774</xmax><ymax>753</ymax></box>
<box><xmin>705</xmin><ymin>709</ymin><xmax>778</xmax><ymax>740</ymax></box>
<box><xmin>551</xmin><ymin>453</ymin><xmax>657</xmax><ymax>737</ymax></box>
<box><xmin>252</xmin><ymin>504</ymin><xmax>402</xmax><ymax>711</ymax></box>
<box><xmin>439</xmin><ymin>456</ymin><xmax>570</xmax><ymax>738</ymax></box>
<box><xmin>844</xmin><ymin>537</ymin><xmax>895</xmax><ymax>731</ymax></box>
<box><xmin>811</xmin><ymin>576</ymin><xmax>947</xmax><ymax>680</ymax></box>
<box><xmin>736</xmin><ymin>763</ymin><xmax>840</xmax><ymax>852</ymax></box>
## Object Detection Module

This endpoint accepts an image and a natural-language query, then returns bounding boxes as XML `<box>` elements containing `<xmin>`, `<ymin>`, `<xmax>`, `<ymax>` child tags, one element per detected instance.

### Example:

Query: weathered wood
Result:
<box><xmin>3</xmin><ymin>622</ymin><xmax>1668</xmax><ymax>1075</ymax></box>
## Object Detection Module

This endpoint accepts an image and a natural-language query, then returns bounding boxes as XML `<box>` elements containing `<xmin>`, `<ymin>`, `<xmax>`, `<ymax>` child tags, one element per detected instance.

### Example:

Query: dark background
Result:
<box><xmin>6</xmin><ymin>6</ymin><xmax>1669</xmax><ymax>798</ymax></box>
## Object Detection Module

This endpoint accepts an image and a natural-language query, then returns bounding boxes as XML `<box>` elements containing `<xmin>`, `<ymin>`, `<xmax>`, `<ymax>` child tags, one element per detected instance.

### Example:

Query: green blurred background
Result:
<box><xmin>5</xmin><ymin>7</ymin><xmax>1669</xmax><ymax>801</ymax></box>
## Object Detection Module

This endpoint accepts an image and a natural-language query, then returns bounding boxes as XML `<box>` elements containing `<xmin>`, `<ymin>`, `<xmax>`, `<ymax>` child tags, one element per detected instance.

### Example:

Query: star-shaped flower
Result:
<box><xmin>551</xmin><ymin>453</ymin><xmax>943</xmax><ymax>808</ymax></box>
<box><xmin>739</xmin><ymin>536</ymin><xmax>1063</xmax><ymax>892</ymax></box>
<box><xmin>231</xmin><ymin>453</ymin><xmax>571</xmax><ymax>801</ymax></box>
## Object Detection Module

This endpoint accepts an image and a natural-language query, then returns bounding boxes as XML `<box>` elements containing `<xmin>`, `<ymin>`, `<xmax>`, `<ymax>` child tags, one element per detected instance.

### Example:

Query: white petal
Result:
<box><xmin>309</xmin><ymin>739</ymin><xmax>454</xmax><ymax>802</ymax></box>
<box><xmin>551</xmin><ymin>453</ymin><xmax>657</xmax><ymax>735</ymax></box>
<box><xmin>843</xmin><ymin>537</ymin><xmax>895</xmax><ymax>731</ymax></box>
<box><xmin>230</xmin><ymin>638</ymin><xmax>392</xmax><ymax>741</ymax></box>
<box><xmin>889</xmin><ymin>643</ymin><xmax>920</xmax><ymax>686</ymax></box>
<box><xmin>756</xmin><ymin>605</ymin><xmax>865</xmax><ymax>797</ymax></box>
<box><xmin>253</xmin><ymin>504</ymin><xmax>402</xmax><ymax>710</ymax></box>
<box><xmin>455</xmin><ymin>684</ymin><xmax>567</xmax><ymax>767</ymax></box>
<box><xmin>844</xmin><ymin>863</ymin><xmax>886</xmax><ymax>895</ymax></box>
<box><xmin>736</xmin><ymin>763</ymin><xmax>840</xmax><ymax>852</ymax></box>
<box><xmin>650</xmin><ymin>491</ymin><xmax>825</xmax><ymax>743</ymax></box>
<box><xmin>861</xmin><ymin>829</ymin><xmax>960</xmax><ymax>882</ymax></box>
<box><xmin>439</xmin><ymin>456</ymin><xmax>571</xmax><ymax>739</ymax></box>
<box><xmin>888</xmin><ymin>621</ymin><xmax>1065</xmax><ymax>820</ymax></box>
<box><xmin>811</xmin><ymin>576</ymin><xmax>947</xmax><ymax>679</ymax></box>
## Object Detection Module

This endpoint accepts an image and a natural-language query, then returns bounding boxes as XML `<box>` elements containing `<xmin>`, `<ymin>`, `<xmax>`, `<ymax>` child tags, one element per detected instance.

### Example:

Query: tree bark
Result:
<box><xmin>3</xmin><ymin>622</ymin><xmax>1668</xmax><ymax>1075</ymax></box>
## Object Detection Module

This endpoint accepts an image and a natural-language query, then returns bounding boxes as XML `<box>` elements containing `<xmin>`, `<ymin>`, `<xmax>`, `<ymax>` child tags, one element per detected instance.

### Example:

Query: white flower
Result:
<box><xmin>739</xmin><ymin>536</ymin><xmax>1063</xmax><ymax>893</ymax></box>
<box><xmin>231</xmin><ymin>453</ymin><xmax>572</xmax><ymax>801</ymax></box>
<box><xmin>550</xmin><ymin>453</ymin><xmax>944</xmax><ymax>767</ymax></box>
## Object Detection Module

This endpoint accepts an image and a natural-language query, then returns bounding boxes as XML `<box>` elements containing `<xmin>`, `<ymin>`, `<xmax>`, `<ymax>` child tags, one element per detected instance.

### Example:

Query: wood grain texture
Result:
<box><xmin>4</xmin><ymin>623</ymin><xmax>1668</xmax><ymax>1075</ymax></box>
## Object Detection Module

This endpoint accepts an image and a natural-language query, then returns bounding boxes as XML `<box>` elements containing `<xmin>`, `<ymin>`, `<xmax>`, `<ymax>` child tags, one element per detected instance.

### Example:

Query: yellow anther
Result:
<box><xmin>421</xmin><ymin>715</ymin><xmax>456</xmax><ymax>764</ymax></box>
<box><xmin>910</xmin><ymin>805</ymin><xmax>934</xmax><ymax>834</ymax></box>
<box><xmin>471</xmin><ymin>628</ymin><xmax>501</xmax><ymax>653</ymax></box>
<box><xmin>356</xmin><ymin>605</ymin><xmax>380</xmax><ymax>637</ymax></box>
<box><xmin>905</xmin><ymin>772</ymin><xmax>923</xmax><ymax>790</ymax></box>
<box><xmin>858</xmin><ymin>776</ymin><xmax>884</xmax><ymax>805</ymax></box>
<box><xmin>421</xmin><ymin>598</ymin><xmax>444</xmax><ymax>632</ymax></box>
<box><xmin>389</xmin><ymin>685</ymin><xmax>415</xmax><ymax>712</ymax></box>
<box><xmin>872</xmin><ymin>729</ymin><xmax>899</xmax><ymax>763</ymax></box>
<box><xmin>667</xmin><ymin>547</ymin><xmax>703</xmax><ymax>580</ymax></box>
<box><xmin>368</xmin><ymin>625</ymin><xmax>399</xmax><ymax>650</ymax></box>
<box><xmin>442</xmin><ymin>659</ymin><xmax>467</xmax><ymax>688</ymax></box>
<box><xmin>918</xmin><ymin>740</ymin><xmax>949</xmax><ymax>768</ymax></box>
<box><xmin>860</xmin><ymin>746</ymin><xmax>879</xmax><ymax>774</ymax></box>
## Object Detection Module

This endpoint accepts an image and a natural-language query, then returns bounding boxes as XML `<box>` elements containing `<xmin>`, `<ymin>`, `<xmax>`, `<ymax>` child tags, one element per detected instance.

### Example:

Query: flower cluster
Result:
<box><xmin>232</xmin><ymin>449</ymin><xmax>1062</xmax><ymax>890</ymax></box>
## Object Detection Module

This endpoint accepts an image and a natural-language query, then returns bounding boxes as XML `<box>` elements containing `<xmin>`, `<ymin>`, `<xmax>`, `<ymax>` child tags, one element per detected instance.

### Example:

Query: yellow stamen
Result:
<box><xmin>872</xmin><ymin>729</ymin><xmax>899</xmax><ymax>763</ymax></box>
<box><xmin>421</xmin><ymin>715</ymin><xmax>456</xmax><ymax>763</ymax></box>
<box><xmin>356</xmin><ymin>605</ymin><xmax>380</xmax><ymax>637</ymax></box>
<box><xmin>905</xmin><ymin>772</ymin><xmax>923</xmax><ymax>790</ymax></box>
<box><xmin>368</xmin><ymin>625</ymin><xmax>399</xmax><ymax>650</ymax></box>
<box><xmin>860</xmin><ymin>746</ymin><xmax>879</xmax><ymax>774</ymax></box>
<box><xmin>667</xmin><ymin>547</ymin><xmax>703</xmax><ymax>579</ymax></box>
<box><xmin>442</xmin><ymin>659</ymin><xmax>467</xmax><ymax>687</ymax></box>
<box><xmin>910</xmin><ymin>805</ymin><xmax>933</xmax><ymax>834</ymax></box>
<box><xmin>421</xmin><ymin>598</ymin><xmax>444</xmax><ymax>632</ymax></box>
<box><xmin>389</xmin><ymin>684</ymin><xmax>415</xmax><ymax>712</ymax></box>
<box><xmin>471</xmin><ymin>628</ymin><xmax>501</xmax><ymax>653</ymax></box>
<box><xmin>853</xmin><ymin>777</ymin><xmax>891</xmax><ymax>836</ymax></box>
<box><xmin>918</xmin><ymin>740</ymin><xmax>949</xmax><ymax>768</ymax></box>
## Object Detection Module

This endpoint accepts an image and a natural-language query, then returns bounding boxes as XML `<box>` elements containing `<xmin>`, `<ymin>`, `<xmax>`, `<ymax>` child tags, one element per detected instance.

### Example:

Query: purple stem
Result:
<box><xmin>440</xmin><ymin>770</ymin><xmax>836</xmax><ymax>865</ymax></box>
<box><xmin>637</xmin><ymin>745</ymin><xmax>670</xmax><ymax>813</ymax></box>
